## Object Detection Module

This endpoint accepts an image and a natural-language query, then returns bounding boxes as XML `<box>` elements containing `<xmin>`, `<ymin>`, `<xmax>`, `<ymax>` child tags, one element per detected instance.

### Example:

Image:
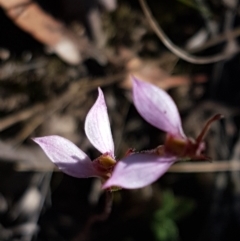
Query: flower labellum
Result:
<box><xmin>33</xmin><ymin>88</ymin><xmax>116</xmax><ymax>182</ymax></box>
<box><xmin>103</xmin><ymin>77</ymin><xmax>222</xmax><ymax>189</ymax></box>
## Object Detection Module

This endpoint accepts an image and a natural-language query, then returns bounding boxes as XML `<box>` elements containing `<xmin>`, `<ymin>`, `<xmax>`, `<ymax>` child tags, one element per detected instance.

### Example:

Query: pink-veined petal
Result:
<box><xmin>132</xmin><ymin>77</ymin><xmax>185</xmax><ymax>138</ymax></box>
<box><xmin>33</xmin><ymin>135</ymin><xmax>99</xmax><ymax>178</ymax></box>
<box><xmin>85</xmin><ymin>87</ymin><xmax>114</xmax><ymax>155</ymax></box>
<box><xmin>103</xmin><ymin>153</ymin><xmax>176</xmax><ymax>189</ymax></box>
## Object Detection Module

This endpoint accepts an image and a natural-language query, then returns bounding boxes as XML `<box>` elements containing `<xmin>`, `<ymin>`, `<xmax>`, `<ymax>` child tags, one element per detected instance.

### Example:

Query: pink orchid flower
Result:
<box><xmin>103</xmin><ymin>77</ymin><xmax>222</xmax><ymax>189</ymax></box>
<box><xmin>33</xmin><ymin>88</ymin><xmax>117</xmax><ymax>182</ymax></box>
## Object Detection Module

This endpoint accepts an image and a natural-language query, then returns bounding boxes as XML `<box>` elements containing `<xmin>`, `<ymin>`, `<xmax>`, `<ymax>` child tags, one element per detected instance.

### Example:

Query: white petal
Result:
<box><xmin>133</xmin><ymin>77</ymin><xmax>185</xmax><ymax>138</ymax></box>
<box><xmin>33</xmin><ymin>136</ymin><xmax>99</xmax><ymax>178</ymax></box>
<box><xmin>85</xmin><ymin>88</ymin><xmax>114</xmax><ymax>155</ymax></box>
<box><xmin>103</xmin><ymin>153</ymin><xmax>176</xmax><ymax>189</ymax></box>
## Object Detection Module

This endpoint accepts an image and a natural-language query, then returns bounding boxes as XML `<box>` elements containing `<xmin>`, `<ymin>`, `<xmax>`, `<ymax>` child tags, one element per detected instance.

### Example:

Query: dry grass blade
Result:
<box><xmin>13</xmin><ymin>160</ymin><xmax>240</xmax><ymax>173</ymax></box>
<box><xmin>0</xmin><ymin>72</ymin><xmax>125</xmax><ymax>132</ymax></box>
<box><xmin>169</xmin><ymin>161</ymin><xmax>240</xmax><ymax>173</ymax></box>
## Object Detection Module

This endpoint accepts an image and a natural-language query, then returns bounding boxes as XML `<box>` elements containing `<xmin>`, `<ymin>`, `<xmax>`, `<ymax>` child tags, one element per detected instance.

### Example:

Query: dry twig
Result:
<box><xmin>189</xmin><ymin>27</ymin><xmax>240</xmax><ymax>53</ymax></box>
<box><xmin>0</xmin><ymin>73</ymin><xmax>125</xmax><ymax>132</ymax></box>
<box><xmin>139</xmin><ymin>0</ymin><xmax>239</xmax><ymax>64</ymax></box>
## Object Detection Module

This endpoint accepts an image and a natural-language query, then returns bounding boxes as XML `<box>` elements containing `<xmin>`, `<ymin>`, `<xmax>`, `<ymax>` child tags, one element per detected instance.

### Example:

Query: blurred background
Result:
<box><xmin>1</xmin><ymin>0</ymin><xmax>240</xmax><ymax>240</ymax></box>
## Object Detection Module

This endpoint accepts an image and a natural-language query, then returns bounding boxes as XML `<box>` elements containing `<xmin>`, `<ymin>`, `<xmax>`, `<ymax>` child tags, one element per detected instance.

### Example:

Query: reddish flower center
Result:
<box><xmin>159</xmin><ymin>114</ymin><xmax>223</xmax><ymax>160</ymax></box>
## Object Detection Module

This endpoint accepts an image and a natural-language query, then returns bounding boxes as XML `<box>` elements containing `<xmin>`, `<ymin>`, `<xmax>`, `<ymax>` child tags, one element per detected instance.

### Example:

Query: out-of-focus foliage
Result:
<box><xmin>177</xmin><ymin>0</ymin><xmax>212</xmax><ymax>18</ymax></box>
<box><xmin>152</xmin><ymin>190</ymin><xmax>195</xmax><ymax>241</ymax></box>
